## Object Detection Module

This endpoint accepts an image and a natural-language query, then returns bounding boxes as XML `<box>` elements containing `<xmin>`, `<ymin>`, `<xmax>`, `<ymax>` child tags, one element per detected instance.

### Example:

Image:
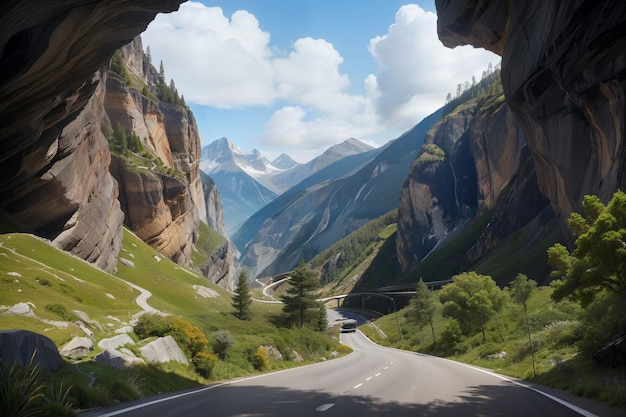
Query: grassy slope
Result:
<box><xmin>0</xmin><ymin>230</ymin><xmax>347</xmax><ymax>408</ymax></box>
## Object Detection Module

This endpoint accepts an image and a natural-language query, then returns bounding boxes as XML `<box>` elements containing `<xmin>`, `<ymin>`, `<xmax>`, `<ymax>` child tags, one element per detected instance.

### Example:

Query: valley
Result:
<box><xmin>2</xmin><ymin>0</ymin><xmax>626</xmax><ymax>415</ymax></box>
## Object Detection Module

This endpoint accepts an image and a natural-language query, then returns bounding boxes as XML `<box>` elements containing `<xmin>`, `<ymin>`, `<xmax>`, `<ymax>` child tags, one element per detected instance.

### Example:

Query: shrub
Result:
<box><xmin>44</xmin><ymin>304</ymin><xmax>77</xmax><ymax>322</ymax></box>
<box><xmin>438</xmin><ymin>318</ymin><xmax>464</xmax><ymax>354</ymax></box>
<box><xmin>133</xmin><ymin>313</ymin><xmax>169</xmax><ymax>339</ymax></box>
<box><xmin>252</xmin><ymin>347</ymin><xmax>270</xmax><ymax>371</ymax></box>
<box><xmin>36</xmin><ymin>277</ymin><xmax>52</xmax><ymax>286</ymax></box>
<box><xmin>42</xmin><ymin>380</ymin><xmax>74</xmax><ymax>417</ymax></box>
<box><xmin>168</xmin><ymin>317</ymin><xmax>208</xmax><ymax>356</ymax></box>
<box><xmin>193</xmin><ymin>351</ymin><xmax>218</xmax><ymax>378</ymax></box>
<box><xmin>213</xmin><ymin>330</ymin><xmax>234</xmax><ymax>359</ymax></box>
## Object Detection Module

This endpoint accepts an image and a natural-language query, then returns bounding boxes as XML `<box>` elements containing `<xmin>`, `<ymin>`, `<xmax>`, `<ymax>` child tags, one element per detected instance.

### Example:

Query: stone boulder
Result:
<box><xmin>97</xmin><ymin>333</ymin><xmax>134</xmax><ymax>350</ymax></box>
<box><xmin>0</xmin><ymin>330</ymin><xmax>64</xmax><ymax>373</ymax></box>
<box><xmin>95</xmin><ymin>348</ymin><xmax>144</xmax><ymax>368</ymax></box>
<box><xmin>61</xmin><ymin>337</ymin><xmax>93</xmax><ymax>359</ymax></box>
<box><xmin>139</xmin><ymin>335</ymin><xmax>188</xmax><ymax>365</ymax></box>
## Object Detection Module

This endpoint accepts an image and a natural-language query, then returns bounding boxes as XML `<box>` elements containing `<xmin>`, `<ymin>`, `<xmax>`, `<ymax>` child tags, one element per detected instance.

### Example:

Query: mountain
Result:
<box><xmin>391</xmin><ymin>0</ymin><xmax>626</xmax><ymax>285</ymax></box>
<box><xmin>270</xmin><ymin>138</ymin><xmax>376</xmax><ymax>192</ymax></box>
<box><xmin>200</xmin><ymin>138</ymin><xmax>279</xmax><ymax>234</ymax></box>
<box><xmin>272</xmin><ymin>153</ymin><xmax>299</xmax><ymax>170</ymax></box>
<box><xmin>396</xmin><ymin>72</ymin><xmax>560</xmax><ymax>285</ymax></box>
<box><xmin>200</xmin><ymin>137</ymin><xmax>375</xmax><ymax>235</ymax></box>
<box><xmin>233</xmin><ymin>111</ymin><xmax>440</xmax><ymax>279</ymax></box>
<box><xmin>0</xmin><ymin>1</ymin><xmax>235</xmax><ymax>289</ymax></box>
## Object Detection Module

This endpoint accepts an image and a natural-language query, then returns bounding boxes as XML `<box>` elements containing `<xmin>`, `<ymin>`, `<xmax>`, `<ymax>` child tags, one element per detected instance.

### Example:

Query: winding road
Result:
<box><xmin>81</xmin><ymin>310</ymin><xmax>620</xmax><ymax>417</ymax></box>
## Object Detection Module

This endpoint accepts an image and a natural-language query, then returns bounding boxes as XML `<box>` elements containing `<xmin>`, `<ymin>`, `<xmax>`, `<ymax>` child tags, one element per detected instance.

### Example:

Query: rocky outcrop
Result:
<box><xmin>0</xmin><ymin>330</ymin><xmax>64</xmax><ymax>373</ymax></box>
<box><xmin>436</xmin><ymin>0</ymin><xmax>626</xmax><ymax>224</ymax></box>
<box><xmin>199</xmin><ymin>241</ymin><xmax>236</xmax><ymax>289</ymax></box>
<box><xmin>396</xmin><ymin>79</ymin><xmax>555</xmax><ymax>281</ymax></box>
<box><xmin>201</xmin><ymin>172</ymin><xmax>226</xmax><ymax>236</ymax></box>
<box><xmin>0</xmin><ymin>1</ymin><xmax>184</xmax><ymax>271</ymax></box>
<box><xmin>104</xmin><ymin>37</ymin><xmax>204</xmax><ymax>266</ymax></box>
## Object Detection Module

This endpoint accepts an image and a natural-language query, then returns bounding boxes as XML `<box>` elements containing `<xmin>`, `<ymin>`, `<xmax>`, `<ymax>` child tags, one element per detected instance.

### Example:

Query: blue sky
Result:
<box><xmin>143</xmin><ymin>1</ymin><xmax>497</xmax><ymax>162</ymax></box>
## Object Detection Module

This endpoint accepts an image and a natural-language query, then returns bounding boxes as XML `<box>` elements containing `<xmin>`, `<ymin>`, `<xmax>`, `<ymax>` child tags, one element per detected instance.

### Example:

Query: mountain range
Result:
<box><xmin>1</xmin><ymin>0</ymin><xmax>625</xmax><ymax>304</ymax></box>
<box><xmin>199</xmin><ymin>137</ymin><xmax>375</xmax><ymax>234</ymax></box>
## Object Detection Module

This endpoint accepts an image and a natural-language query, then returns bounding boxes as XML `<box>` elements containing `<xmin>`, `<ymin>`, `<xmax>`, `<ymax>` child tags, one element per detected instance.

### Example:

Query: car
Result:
<box><xmin>340</xmin><ymin>319</ymin><xmax>357</xmax><ymax>333</ymax></box>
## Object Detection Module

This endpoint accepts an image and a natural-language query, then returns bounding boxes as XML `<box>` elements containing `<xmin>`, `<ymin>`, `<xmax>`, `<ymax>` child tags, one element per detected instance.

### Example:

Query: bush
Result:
<box><xmin>252</xmin><ymin>347</ymin><xmax>270</xmax><ymax>371</ymax></box>
<box><xmin>438</xmin><ymin>318</ymin><xmax>464</xmax><ymax>354</ymax></box>
<box><xmin>42</xmin><ymin>380</ymin><xmax>74</xmax><ymax>417</ymax></box>
<box><xmin>133</xmin><ymin>313</ymin><xmax>169</xmax><ymax>339</ymax></box>
<box><xmin>193</xmin><ymin>352</ymin><xmax>218</xmax><ymax>378</ymax></box>
<box><xmin>44</xmin><ymin>304</ymin><xmax>77</xmax><ymax>322</ymax></box>
<box><xmin>168</xmin><ymin>317</ymin><xmax>208</xmax><ymax>357</ymax></box>
<box><xmin>213</xmin><ymin>330</ymin><xmax>234</xmax><ymax>359</ymax></box>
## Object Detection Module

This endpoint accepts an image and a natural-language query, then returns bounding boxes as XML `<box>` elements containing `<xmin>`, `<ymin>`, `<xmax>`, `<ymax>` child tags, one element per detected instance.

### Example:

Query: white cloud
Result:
<box><xmin>142</xmin><ymin>2</ymin><xmax>275</xmax><ymax>108</ymax></box>
<box><xmin>368</xmin><ymin>4</ymin><xmax>498</xmax><ymax>130</ymax></box>
<box><xmin>143</xmin><ymin>2</ymin><xmax>499</xmax><ymax>160</ymax></box>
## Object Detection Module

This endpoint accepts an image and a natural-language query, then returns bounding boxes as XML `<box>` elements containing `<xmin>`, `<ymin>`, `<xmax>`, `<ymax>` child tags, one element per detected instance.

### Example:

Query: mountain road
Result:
<box><xmin>82</xmin><ymin>311</ymin><xmax>619</xmax><ymax>417</ymax></box>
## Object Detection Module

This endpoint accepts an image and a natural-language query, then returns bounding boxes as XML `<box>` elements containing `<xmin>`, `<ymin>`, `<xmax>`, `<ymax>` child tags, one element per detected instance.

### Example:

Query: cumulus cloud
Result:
<box><xmin>368</xmin><ymin>4</ymin><xmax>497</xmax><ymax>129</ymax></box>
<box><xmin>142</xmin><ymin>2</ymin><xmax>275</xmax><ymax>107</ymax></box>
<box><xmin>143</xmin><ymin>2</ymin><xmax>498</xmax><ymax>159</ymax></box>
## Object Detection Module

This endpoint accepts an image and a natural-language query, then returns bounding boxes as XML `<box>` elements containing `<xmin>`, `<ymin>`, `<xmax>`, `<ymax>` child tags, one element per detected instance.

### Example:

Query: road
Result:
<box><xmin>83</xmin><ymin>310</ymin><xmax>619</xmax><ymax>417</ymax></box>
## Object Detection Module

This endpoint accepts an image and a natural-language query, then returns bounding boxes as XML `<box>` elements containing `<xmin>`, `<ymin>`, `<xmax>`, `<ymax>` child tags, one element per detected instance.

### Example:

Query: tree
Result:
<box><xmin>510</xmin><ymin>273</ymin><xmax>537</xmax><ymax>376</ymax></box>
<box><xmin>439</xmin><ymin>271</ymin><xmax>507</xmax><ymax>341</ymax></box>
<box><xmin>548</xmin><ymin>191</ymin><xmax>626</xmax><ymax>306</ymax></box>
<box><xmin>410</xmin><ymin>279</ymin><xmax>438</xmax><ymax>343</ymax></box>
<box><xmin>232</xmin><ymin>271</ymin><xmax>252</xmax><ymax>320</ymax></box>
<box><xmin>281</xmin><ymin>261</ymin><xmax>323</xmax><ymax>329</ymax></box>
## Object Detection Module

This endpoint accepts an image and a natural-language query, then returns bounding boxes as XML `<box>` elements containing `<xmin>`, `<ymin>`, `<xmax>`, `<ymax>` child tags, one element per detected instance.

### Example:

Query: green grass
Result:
<box><xmin>0</xmin><ymin>230</ymin><xmax>350</xmax><ymax>410</ymax></box>
<box><xmin>0</xmin><ymin>234</ymin><xmax>138</xmax><ymax>345</ymax></box>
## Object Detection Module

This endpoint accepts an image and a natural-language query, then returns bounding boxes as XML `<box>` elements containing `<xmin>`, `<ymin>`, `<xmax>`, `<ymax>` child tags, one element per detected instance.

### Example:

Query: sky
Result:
<box><xmin>142</xmin><ymin>1</ymin><xmax>498</xmax><ymax>163</ymax></box>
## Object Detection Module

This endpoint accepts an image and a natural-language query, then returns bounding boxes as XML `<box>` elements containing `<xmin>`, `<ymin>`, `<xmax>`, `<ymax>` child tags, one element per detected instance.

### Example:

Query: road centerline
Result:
<box><xmin>315</xmin><ymin>403</ymin><xmax>334</xmax><ymax>412</ymax></box>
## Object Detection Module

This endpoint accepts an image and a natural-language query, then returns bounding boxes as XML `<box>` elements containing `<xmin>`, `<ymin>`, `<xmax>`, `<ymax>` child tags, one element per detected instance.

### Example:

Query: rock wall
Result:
<box><xmin>202</xmin><ymin>172</ymin><xmax>226</xmax><ymax>236</ymax></box>
<box><xmin>0</xmin><ymin>1</ymin><xmax>184</xmax><ymax>270</ymax></box>
<box><xmin>105</xmin><ymin>36</ymin><xmax>233</xmax><ymax>283</ymax></box>
<box><xmin>104</xmin><ymin>40</ymin><xmax>201</xmax><ymax>266</ymax></box>
<box><xmin>436</xmin><ymin>0</ymin><xmax>626</xmax><ymax>223</ymax></box>
<box><xmin>396</xmin><ymin>84</ymin><xmax>552</xmax><ymax>276</ymax></box>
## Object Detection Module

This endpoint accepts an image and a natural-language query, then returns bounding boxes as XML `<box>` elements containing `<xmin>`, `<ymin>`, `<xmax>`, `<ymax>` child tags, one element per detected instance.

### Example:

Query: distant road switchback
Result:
<box><xmin>82</xmin><ymin>310</ymin><xmax>619</xmax><ymax>417</ymax></box>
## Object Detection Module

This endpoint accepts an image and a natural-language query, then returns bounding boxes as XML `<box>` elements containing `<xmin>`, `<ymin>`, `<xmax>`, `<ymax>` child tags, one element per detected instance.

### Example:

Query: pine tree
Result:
<box><xmin>281</xmin><ymin>260</ymin><xmax>323</xmax><ymax>329</ymax></box>
<box><xmin>232</xmin><ymin>271</ymin><xmax>252</xmax><ymax>320</ymax></box>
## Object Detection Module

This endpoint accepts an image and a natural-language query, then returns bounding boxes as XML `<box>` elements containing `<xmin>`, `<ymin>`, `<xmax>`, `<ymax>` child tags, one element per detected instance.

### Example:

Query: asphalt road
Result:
<box><xmin>83</xmin><ymin>310</ymin><xmax>620</xmax><ymax>417</ymax></box>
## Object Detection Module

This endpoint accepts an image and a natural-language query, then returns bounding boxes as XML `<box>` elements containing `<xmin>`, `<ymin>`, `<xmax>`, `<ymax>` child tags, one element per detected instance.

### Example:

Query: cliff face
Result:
<box><xmin>436</xmin><ymin>0</ymin><xmax>626</xmax><ymax>222</ymax></box>
<box><xmin>0</xmin><ymin>1</ymin><xmax>183</xmax><ymax>270</ymax></box>
<box><xmin>396</xmin><ymin>87</ymin><xmax>545</xmax><ymax>272</ymax></box>
<box><xmin>201</xmin><ymin>172</ymin><xmax>226</xmax><ymax>237</ymax></box>
<box><xmin>104</xmin><ymin>37</ymin><xmax>206</xmax><ymax>266</ymax></box>
<box><xmin>104</xmin><ymin>36</ymin><xmax>233</xmax><ymax>287</ymax></box>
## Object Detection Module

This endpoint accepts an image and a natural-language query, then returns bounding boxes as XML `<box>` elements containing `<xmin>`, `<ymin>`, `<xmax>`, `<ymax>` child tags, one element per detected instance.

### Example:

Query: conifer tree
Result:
<box><xmin>281</xmin><ymin>261</ymin><xmax>324</xmax><ymax>329</ymax></box>
<box><xmin>232</xmin><ymin>271</ymin><xmax>252</xmax><ymax>320</ymax></box>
